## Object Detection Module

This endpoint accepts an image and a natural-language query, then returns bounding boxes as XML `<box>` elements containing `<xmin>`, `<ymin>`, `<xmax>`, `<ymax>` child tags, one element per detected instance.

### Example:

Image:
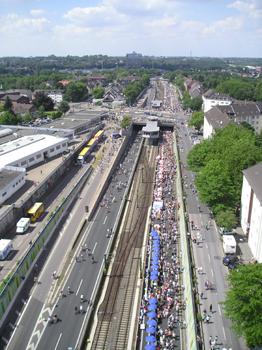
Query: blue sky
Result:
<box><xmin>0</xmin><ymin>0</ymin><xmax>262</xmax><ymax>58</ymax></box>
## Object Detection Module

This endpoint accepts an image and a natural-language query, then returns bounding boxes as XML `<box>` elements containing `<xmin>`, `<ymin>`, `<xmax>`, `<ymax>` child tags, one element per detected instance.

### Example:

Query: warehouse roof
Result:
<box><xmin>0</xmin><ymin>134</ymin><xmax>68</xmax><ymax>169</ymax></box>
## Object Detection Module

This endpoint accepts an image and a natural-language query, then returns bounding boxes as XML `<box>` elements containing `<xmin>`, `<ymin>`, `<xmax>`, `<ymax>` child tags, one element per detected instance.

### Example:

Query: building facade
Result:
<box><xmin>126</xmin><ymin>52</ymin><xmax>142</xmax><ymax>69</ymax></box>
<box><xmin>241</xmin><ymin>162</ymin><xmax>262</xmax><ymax>262</ymax></box>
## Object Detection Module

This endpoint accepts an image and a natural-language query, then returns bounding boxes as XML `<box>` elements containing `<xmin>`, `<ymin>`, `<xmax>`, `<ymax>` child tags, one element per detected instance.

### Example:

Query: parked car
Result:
<box><xmin>223</xmin><ymin>255</ymin><xmax>239</xmax><ymax>266</ymax></box>
<box><xmin>228</xmin><ymin>261</ymin><xmax>244</xmax><ymax>270</ymax></box>
<box><xmin>219</xmin><ymin>227</ymin><xmax>236</xmax><ymax>235</ymax></box>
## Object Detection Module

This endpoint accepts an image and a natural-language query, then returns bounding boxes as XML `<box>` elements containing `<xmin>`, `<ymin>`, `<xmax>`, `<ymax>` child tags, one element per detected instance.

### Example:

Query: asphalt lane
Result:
<box><xmin>6</xmin><ymin>132</ymin><xmax>143</xmax><ymax>350</ymax></box>
<box><xmin>179</xmin><ymin>121</ymin><xmax>246</xmax><ymax>349</ymax></box>
<box><xmin>37</xmin><ymin>133</ymin><xmax>143</xmax><ymax>350</ymax></box>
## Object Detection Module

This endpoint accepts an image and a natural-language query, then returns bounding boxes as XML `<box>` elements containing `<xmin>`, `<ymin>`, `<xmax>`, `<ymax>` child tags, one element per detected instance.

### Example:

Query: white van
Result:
<box><xmin>219</xmin><ymin>227</ymin><xmax>236</xmax><ymax>235</ymax></box>
<box><xmin>16</xmin><ymin>217</ymin><xmax>30</xmax><ymax>234</ymax></box>
<box><xmin>223</xmin><ymin>235</ymin><xmax>236</xmax><ymax>254</ymax></box>
<box><xmin>193</xmin><ymin>139</ymin><xmax>201</xmax><ymax>145</ymax></box>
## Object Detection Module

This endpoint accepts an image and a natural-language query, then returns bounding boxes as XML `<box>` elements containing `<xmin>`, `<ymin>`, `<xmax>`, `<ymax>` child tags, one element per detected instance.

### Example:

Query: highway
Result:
<box><xmin>5</xmin><ymin>132</ymin><xmax>143</xmax><ymax>350</ymax></box>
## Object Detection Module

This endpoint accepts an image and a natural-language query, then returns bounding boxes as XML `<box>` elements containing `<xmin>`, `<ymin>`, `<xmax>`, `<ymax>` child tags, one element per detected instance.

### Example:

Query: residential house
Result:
<box><xmin>218</xmin><ymin>102</ymin><xmax>262</xmax><ymax>134</ymax></box>
<box><xmin>32</xmin><ymin>90</ymin><xmax>65</xmax><ymax>104</ymax></box>
<box><xmin>203</xmin><ymin>106</ymin><xmax>232</xmax><ymax>139</ymax></box>
<box><xmin>118</xmin><ymin>76</ymin><xmax>142</xmax><ymax>87</ymax></box>
<box><xmin>241</xmin><ymin>162</ymin><xmax>262</xmax><ymax>262</ymax></box>
<box><xmin>13</xmin><ymin>103</ymin><xmax>38</xmax><ymax>116</ymax></box>
<box><xmin>0</xmin><ymin>94</ymin><xmax>29</xmax><ymax>106</ymax></box>
<box><xmin>202</xmin><ymin>90</ymin><xmax>233</xmax><ymax>113</ymax></box>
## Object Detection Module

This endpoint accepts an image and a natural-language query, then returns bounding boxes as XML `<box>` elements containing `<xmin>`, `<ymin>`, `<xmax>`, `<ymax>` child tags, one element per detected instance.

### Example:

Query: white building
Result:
<box><xmin>33</xmin><ymin>90</ymin><xmax>65</xmax><ymax>104</ymax></box>
<box><xmin>203</xmin><ymin>106</ymin><xmax>232</xmax><ymax>139</ymax></box>
<box><xmin>0</xmin><ymin>167</ymin><xmax>26</xmax><ymax>205</ymax></box>
<box><xmin>241</xmin><ymin>162</ymin><xmax>262</xmax><ymax>262</ymax></box>
<box><xmin>0</xmin><ymin>134</ymin><xmax>68</xmax><ymax>169</ymax></box>
<box><xmin>202</xmin><ymin>90</ymin><xmax>233</xmax><ymax>113</ymax></box>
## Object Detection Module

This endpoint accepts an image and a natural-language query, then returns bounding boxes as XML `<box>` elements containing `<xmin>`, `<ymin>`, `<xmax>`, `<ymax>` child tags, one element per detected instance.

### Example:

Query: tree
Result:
<box><xmin>215</xmin><ymin>210</ymin><xmax>237</xmax><ymax>230</ymax></box>
<box><xmin>33</xmin><ymin>91</ymin><xmax>54</xmax><ymax>111</ymax></box>
<box><xmin>120</xmin><ymin>115</ymin><xmax>132</xmax><ymax>129</ymax></box>
<box><xmin>241</xmin><ymin>121</ymin><xmax>255</xmax><ymax>133</ymax></box>
<box><xmin>3</xmin><ymin>96</ymin><xmax>13</xmax><ymax>111</ymax></box>
<box><xmin>188</xmin><ymin>111</ymin><xmax>204</xmax><ymax>132</ymax></box>
<box><xmin>189</xmin><ymin>96</ymin><xmax>203</xmax><ymax>111</ymax></box>
<box><xmin>92</xmin><ymin>87</ymin><xmax>105</xmax><ymax>99</ymax></box>
<box><xmin>187</xmin><ymin>123</ymin><xmax>262</xmax><ymax>213</ymax></box>
<box><xmin>39</xmin><ymin>105</ymin><xmax>45</xmax><ymax>118</ymax></box>
<box><xmin>0</xmin><ymin>110</ymin><xmax>20</xmax><ymax>125</ymax></box>
<box><xmin>58</xmin><ymin>100</ymin><xmax>70</xmax><ymax>113</ymax></box>
<box><xmin>0</xmin><ymin>104</ymin><xmax>3</xmax><ymax>112</ymax></box>
<box><xmin>64</xmin><ymin>81</ymin><xmax>88</xmax><ymax>102</ymax></box>
<box><xmin>221</xmin><ymin>263</ymin><xmax>262</xmax><ymax>348</ymax></box>
<box><xmin>22</xmin><ymin>113</ymin><xmax>31</xmax><ymax>123</ymax></box>
<box><xmin>182</xmin><ymin>91</ymin><xmax>191</xmax><ymax>110</ymax></box>
<box><xmin>50</xmin><ymin>110</ymin><xmax>62</xmax><ymax>119</ymax></box>
<box><xmin>141</xmin><ymin>74</ymin><xmax>150</xmax><ymax>86</ymax></box>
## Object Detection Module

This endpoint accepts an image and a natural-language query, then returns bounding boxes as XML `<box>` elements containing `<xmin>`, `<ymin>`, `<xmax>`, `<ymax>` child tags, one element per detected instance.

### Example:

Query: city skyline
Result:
<box><xmin>0</xmin><ymin>0</ymin><xmax>262</xmax><ymax>58</ymax></box>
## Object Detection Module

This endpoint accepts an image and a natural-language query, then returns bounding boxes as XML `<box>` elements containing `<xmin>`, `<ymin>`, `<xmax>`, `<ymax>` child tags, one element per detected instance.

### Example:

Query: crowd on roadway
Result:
<box><xmin>138</xmin><ymin>131</ymin><xmax>186</xmax><ymax>350</ymax></box>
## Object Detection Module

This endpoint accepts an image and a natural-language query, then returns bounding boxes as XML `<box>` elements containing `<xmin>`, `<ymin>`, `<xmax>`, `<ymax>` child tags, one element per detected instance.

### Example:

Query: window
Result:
<box><xmin>19</xmin><ymin>179</ymin><xmax>21</xmax><ymax>182</ymax></box>
<box><xmin>36</xmin><ymin>154</ymin><xmax>41</xmax><ymax>159</ymax></box>
<box><xmin>22</xmin><ymin>177</ymin><xmax>24</xmax><ymax>180</ymax></box>
<box><xmin>62</xmin><ymin>143</ymin><xmax>66</xmax><ymax>147</ymax></box>
<box><xmin>50</xmin><ymin>148</ymin><xmax>54</xmax><ymax>153</ymax></box>
<box><xmin>21</xmin><ymin>161</ymin><xmax>26</xmax><ymax>166</ymax></box>
<box><xmin>2</xmin><ymin>192</ymin><xmax>7</xmax><ymax>197</ymax></box>
<box><xmin>16</xmin><ymin>182</ymin><xmax>18</xmax><ymax>185</ymax></box>
<box><xmin>29</xmin><ymin>157</ymin><xmax>34</xmax><ymax>162</ymax></box>
<box><xmin>13</xmin><ymin>184</ymin><xmax>15</xmax><ymax>188</ymax></box>
<box><xmin>56</xmin><ymin>145</ymin><xmax>60</xmax><ymax>150</ymax></box>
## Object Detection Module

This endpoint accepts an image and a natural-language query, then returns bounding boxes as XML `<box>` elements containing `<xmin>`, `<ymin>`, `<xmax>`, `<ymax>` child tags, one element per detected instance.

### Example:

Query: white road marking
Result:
<box><xmin>103</xmin><ymin>216</ymin><xmax>107</xmax><ymax>225</ymax></box>
<box><xmin>54</xmin><ymin>334</ymin><xmax>62</xmax><ymax>350</ymax></box>
<box><xmin>211</xmin><ymin>268</ymin><xmax>214</xmax><ymax>277</ymax></box>
<box><xmin>222</xmin><ymin>326</ymin><xmax>226</xmax><ymax>340</ymax></box>
<box><xmin>218</xmin><ymin>304</ymin><xmax>221</xmax><ymax>316</ymax></box>
<box><xmin>208</xmin><ymin>254</ymin><xmax>211</xmax><ymax>262</ymax></box>
<box><xmin>92</xmin><ymin>242</ymin><xmax>97</xmax><ymax>254</ymax></box>
<box><xmin>206</xmin><ymin>243</ymin><xmax>208</xmax><ymax>249</ymax></box>
<box><xmin>76</xmin><ymin>279</ymin><xmax>83</xmax><ymax>296</ymax></box>
<box><xmin>17</xmin><ymin>241</ymin><xmax>23</xmax><ymax>247</ymax></box>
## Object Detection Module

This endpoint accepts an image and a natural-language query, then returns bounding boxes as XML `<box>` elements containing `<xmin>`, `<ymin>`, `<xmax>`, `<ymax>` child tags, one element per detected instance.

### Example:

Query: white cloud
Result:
<box><xmin>63</xmin><ymin>5</ymin><xmax>127</xmax><ymax>27</ymax></box>
<box><xmin>30</xmin><ymin>9</ymin><xmax>47</xmax><ymax>17</ymax></box>
<box><xmin>145</xmin><ymin>14</ymin><xmax>177</xmax><ymax>28</ymax></box>
<box><xmin>0</xmin><ymin>13</ymin><xmax>51</xmax><ymax>35</ymax></box>
<box><xmin>228</xmin><ymin>0</ymin><xmax>262</xmax><ymax>19</ymax></box>
<box><xmin>202</xmin><ymin>16</ymin><xmax>244</xmax><ymax>35</ymax></box>
<box><xmin>103</xmin><ymin>0</ymin><xmax>180</xmax><ymax>17</ymax></box>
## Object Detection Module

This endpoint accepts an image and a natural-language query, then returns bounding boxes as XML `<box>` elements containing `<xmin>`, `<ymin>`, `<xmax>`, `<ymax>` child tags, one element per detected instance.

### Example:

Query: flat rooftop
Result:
<box><xmin>0</xmin><ymin>169</ymin><xmax>22</xmax><ymax>190</ymax></box>
<box><xmin>0</xmin><ymin>134</ymin><xmax>68</xmax><ymax>169</ymax></box>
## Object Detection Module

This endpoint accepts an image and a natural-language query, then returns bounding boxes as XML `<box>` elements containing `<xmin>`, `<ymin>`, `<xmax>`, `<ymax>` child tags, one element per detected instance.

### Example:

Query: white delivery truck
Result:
<box><xmin>16</xmin><ymin>217</ymin><xmax>30</xmax><ymax>234</ymax></box>
<box><xmin>0</xmin><ymin>239</ymin><xmax>13</xmax><ymax>260</ymax></box>
<box><xmin>223</xmin><ymin>235</ymin><xmax>236</xmax><ymax>255</ymax></box>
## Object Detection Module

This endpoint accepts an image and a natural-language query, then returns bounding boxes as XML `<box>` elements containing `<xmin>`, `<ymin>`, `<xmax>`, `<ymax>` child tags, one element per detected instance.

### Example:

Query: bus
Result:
<box><xmin>87</xmin><ymin>138</ymin><xmax>98</xmax><ymax>151</ymax></box>
<box><xmin>26</xmin><ymin>202</ymin><xmax>44</xmax><ymax>222</ymax></box>
<box><xmin>77</xmin><ymin>147</ymin><xmax>90</xmax><ymax>165</ymax></box>
<box><xmin>94</xmin><ymin>130</ymin><xmax>104</xmax><ymax>143</ymax></box>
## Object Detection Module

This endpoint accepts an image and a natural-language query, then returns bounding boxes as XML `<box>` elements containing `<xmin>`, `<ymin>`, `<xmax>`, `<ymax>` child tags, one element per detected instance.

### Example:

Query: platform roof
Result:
<box><xmin>142</xmin><ymin>120</ymin><xmax>160</xmax><ymax>133</ymax></box>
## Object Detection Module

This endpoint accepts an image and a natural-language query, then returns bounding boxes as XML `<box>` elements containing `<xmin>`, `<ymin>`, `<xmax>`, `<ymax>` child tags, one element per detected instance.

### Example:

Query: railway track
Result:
<box><xmin>91</xmin><ymin>141</ymin><xmax>158</xmax><ymax>350</ymax></box>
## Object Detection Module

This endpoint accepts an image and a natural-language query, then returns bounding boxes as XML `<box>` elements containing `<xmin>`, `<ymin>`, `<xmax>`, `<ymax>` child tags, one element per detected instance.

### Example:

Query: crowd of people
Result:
<box><xmin>138</xmin><ymin>131</ymin><xmax>186</xmax><ymax>350</ymax></box>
